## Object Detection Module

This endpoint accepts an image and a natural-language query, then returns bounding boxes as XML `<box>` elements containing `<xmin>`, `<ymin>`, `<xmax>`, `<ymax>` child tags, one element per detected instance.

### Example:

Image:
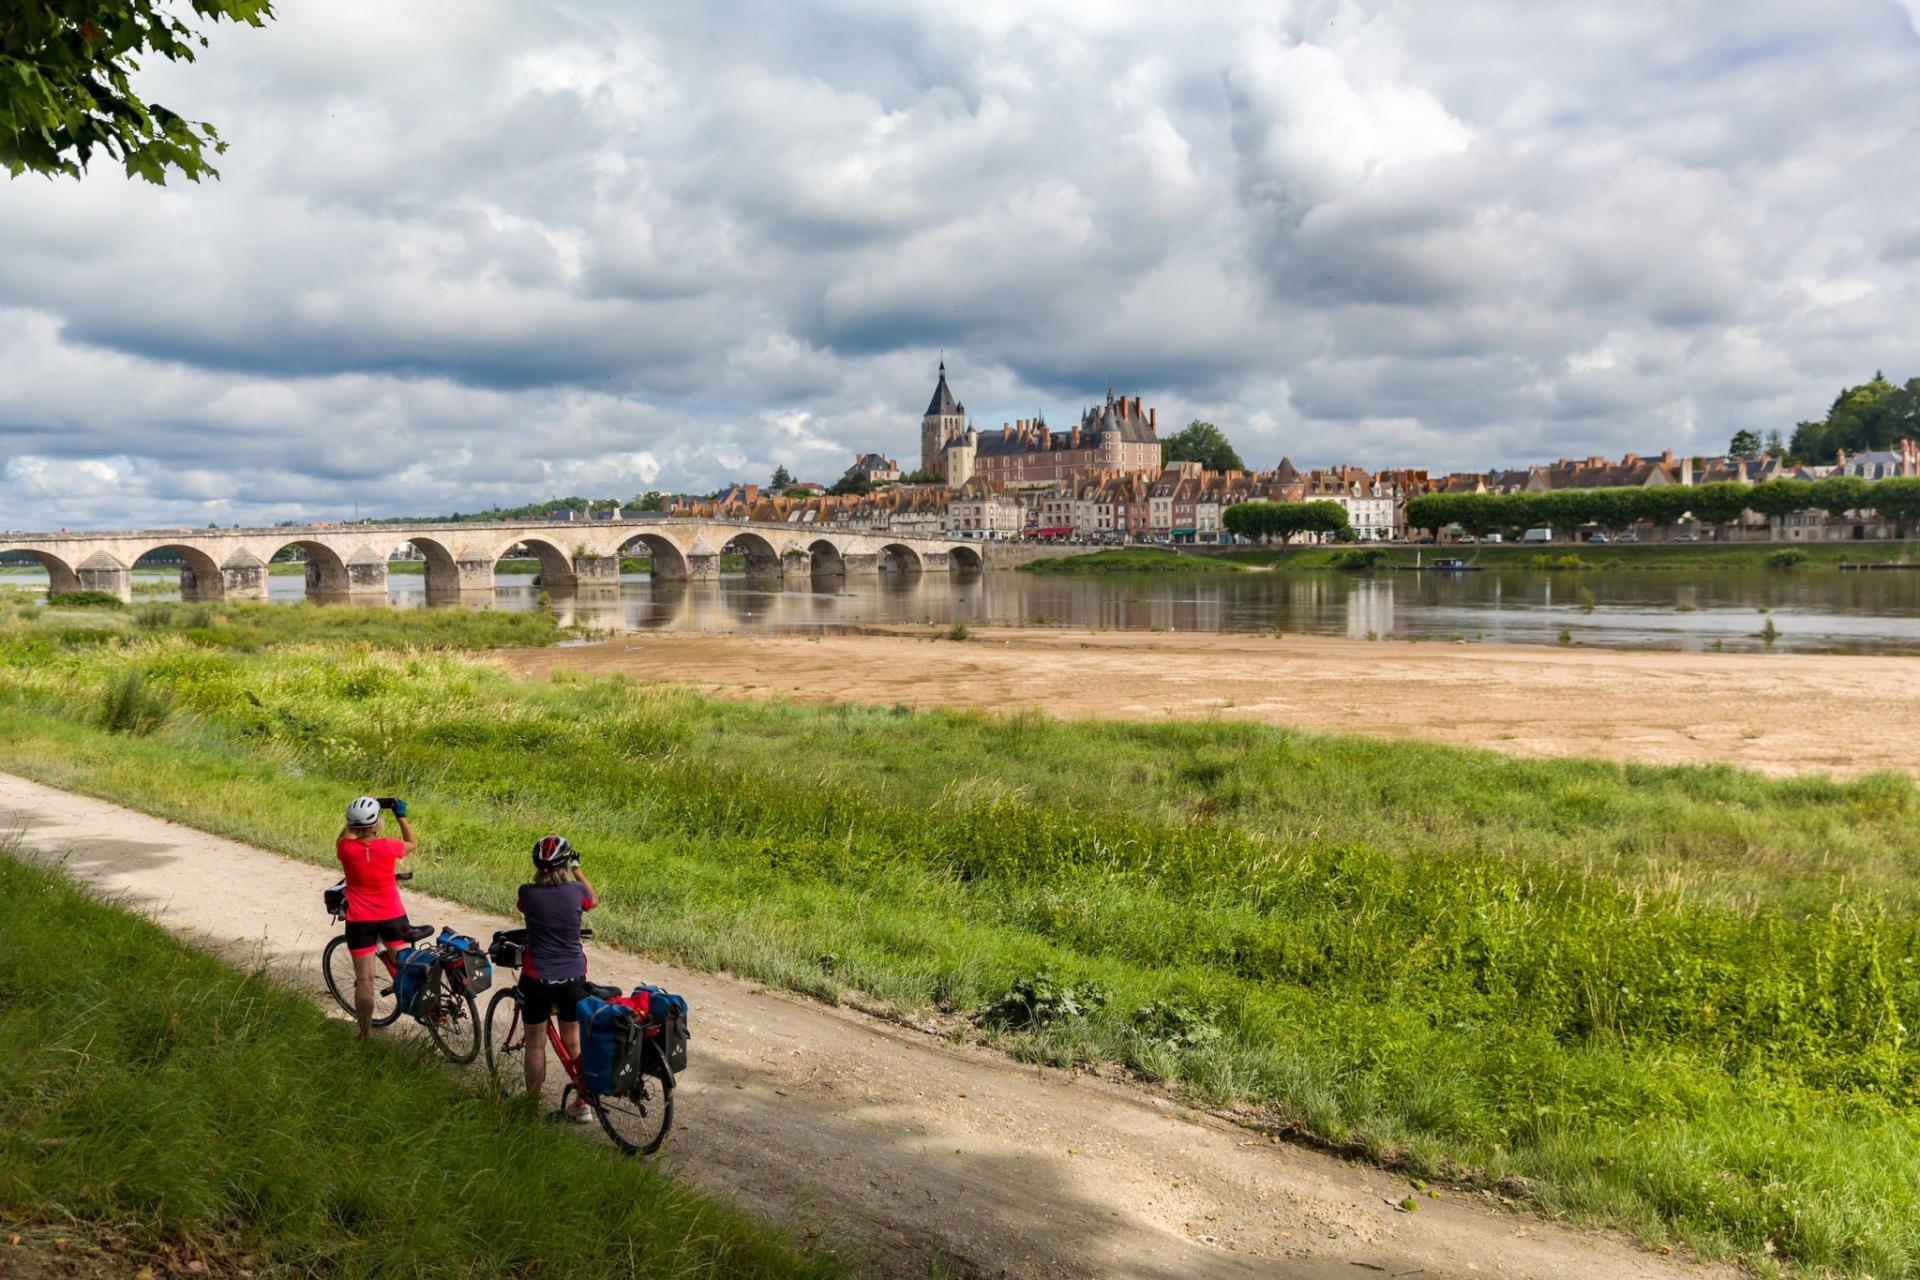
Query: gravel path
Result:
<box><xmin>1</xmin><ymin>772</ymin><xmax>1727</xmax><ymax>1279</ymax></box>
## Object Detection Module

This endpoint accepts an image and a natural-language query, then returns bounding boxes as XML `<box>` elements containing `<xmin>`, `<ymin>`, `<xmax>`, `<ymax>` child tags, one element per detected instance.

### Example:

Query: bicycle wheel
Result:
<box><xmin>321</xmin><ymin>935</ymin><xmax>400</xmax><ymax>1027</ymax></box>
<box><xmin>420</xmin><ymin>968</ymin><xmax>481</xmax><ymax>1064</ymax></box>
<box><xmin>592</xmin><ymin>1041</ymin><xmax>674</xmax><ymax>1156</ymax></box>
<box><xmin>484</xmin><ymin>988</ymin><xmax>527</xmax><ymax>1079</ymax></box>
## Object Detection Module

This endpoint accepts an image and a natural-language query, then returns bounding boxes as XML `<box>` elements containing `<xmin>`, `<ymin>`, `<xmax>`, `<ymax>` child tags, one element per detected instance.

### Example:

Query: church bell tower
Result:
<box><xmin>921</xmin><ymin>361</ymin><xmax>966</xmax><ymax>473</ymax></box>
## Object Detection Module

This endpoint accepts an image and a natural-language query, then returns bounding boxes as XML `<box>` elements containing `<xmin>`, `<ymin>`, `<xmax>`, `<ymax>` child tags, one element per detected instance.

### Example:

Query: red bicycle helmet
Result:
<box><xmin>532</xmin><ymin>835</ymin><xmax>576</xmax><ymax>870</ymax></box>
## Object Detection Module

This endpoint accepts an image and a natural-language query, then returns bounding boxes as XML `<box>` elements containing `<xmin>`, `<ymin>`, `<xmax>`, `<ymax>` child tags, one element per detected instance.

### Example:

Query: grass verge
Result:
<box><xmin>0</xmin><ymin>854</ymin><xmax>831</xmax><ymax>1279</ymax></box>
<box><xmin>1210</xmin><ymin>541</ymin><xmax>1920</xmax><ymax>572</ymax></box>
<box><xmin>2</xmin><ymin>608</ymin><xmax>1919</xmax><ymax>1274</ymax></box>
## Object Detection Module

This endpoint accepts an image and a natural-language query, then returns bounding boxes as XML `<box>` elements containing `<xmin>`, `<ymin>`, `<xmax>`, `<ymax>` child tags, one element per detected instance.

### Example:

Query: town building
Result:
<box><xmin>918</xmin><ymin>366</ymin><xmax>1163</xmax><ymax>489</ymax></box>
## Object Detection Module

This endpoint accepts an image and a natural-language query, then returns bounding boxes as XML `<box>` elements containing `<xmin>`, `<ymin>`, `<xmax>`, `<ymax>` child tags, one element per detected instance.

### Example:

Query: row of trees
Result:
<box><xmin>1221</xmin><ymin>500</ymin><xmax>1351</xmax><ymax>542</ymax></box>
<box><xmin>1404</xmin><ymin>477</ymin><xmax>1920</xmax><ymax>539</ymax></box>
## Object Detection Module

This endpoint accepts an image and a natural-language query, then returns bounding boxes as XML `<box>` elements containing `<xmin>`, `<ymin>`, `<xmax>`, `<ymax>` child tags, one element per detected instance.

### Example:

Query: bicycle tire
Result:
<box><xmin>420</xmin><ymin>967</ymin><xmax>481</xmax><ymax>1064</ymax></box>
<box><xmin>321</xmin><ymin>935</ymin><xmax>400</xmax><ymax>1027</ymax></box>
<box><xmin>483</xmin><ymin>988</ymin><xmax>527</xmax><ymax>1079</ymax></box>
<box><xmin>591</xmin><ymin>1041</ymin><xmax>674</xmax><ymax>1156</ymax></box>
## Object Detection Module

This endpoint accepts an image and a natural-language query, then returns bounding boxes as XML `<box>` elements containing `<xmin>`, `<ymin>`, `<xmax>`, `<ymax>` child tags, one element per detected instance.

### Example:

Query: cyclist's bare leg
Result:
<box><xmin>557</xmin><ymin>1017</ymin><xmax>581</xmax><ymax>1064</ymax></box>
<box><xmin>524</xmin><ymin>1022</ymin><xmax>548</xmax><ymax>1098</ymax></box>
<box><xmin>350</xmin><ymin>951</ymin><xmax>379</xmax><ymax>1039</ymax></box>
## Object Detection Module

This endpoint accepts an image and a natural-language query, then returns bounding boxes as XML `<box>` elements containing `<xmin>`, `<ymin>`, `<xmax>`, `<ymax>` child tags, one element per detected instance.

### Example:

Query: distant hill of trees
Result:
<box><xmin>1789</xmin><ymin>374</ymin><xmax>1920</xmax><ymax>463</ymax></box>
<box><xmin>380</xmin><ymin>494</ymin><xmax>666</xmax><ymax>524</ymax></box>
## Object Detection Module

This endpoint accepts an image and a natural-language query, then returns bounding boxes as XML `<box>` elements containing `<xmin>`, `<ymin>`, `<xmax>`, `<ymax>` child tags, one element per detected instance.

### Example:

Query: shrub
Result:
<box><xmin>50</xmin><ymin>590</ymin><xmax>126</xmax><ymax>608</ymax></box>
<box><xmin>978</xmin><ymin>972</ymin><xmax>1110</xmax><ymax>1030</ymax></box>
<box><xmin>1766</xmin><ymin>548</ymin><xmax>1809</xmax><ymax>569</ymax></box>
<box><xmin>1328</xmin><ymin>547</ymin><xmax>1387</xmax><ymax>572</ymax></box>
<box><xmin>946</xmin><ymin>619</ymin><xmax>971</xmax><ymax>641</ymax></box>
<box><xmin>96</xmin><ymin>667</ymin><xmax>170</xmax><ymax>736</ymax></box>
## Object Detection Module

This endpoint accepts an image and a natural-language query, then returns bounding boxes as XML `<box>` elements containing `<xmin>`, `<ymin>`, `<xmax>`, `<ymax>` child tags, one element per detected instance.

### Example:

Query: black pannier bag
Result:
<box><xmin>487</xmin><ymin>928</ymin><xmax>527</xmax><ymax>969</ymax></box>
<box><xmin>323</xmin><ymin>879</ymin><xmax>348</xmax><ymax>919</ymax></box>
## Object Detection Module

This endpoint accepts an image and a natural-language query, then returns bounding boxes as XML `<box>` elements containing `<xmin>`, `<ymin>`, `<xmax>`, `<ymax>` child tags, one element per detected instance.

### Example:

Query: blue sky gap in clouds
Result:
<box><xmin>3</xmin><ymin>0</ymin><xmax>1920</xmax><ymax>528</ymax></box>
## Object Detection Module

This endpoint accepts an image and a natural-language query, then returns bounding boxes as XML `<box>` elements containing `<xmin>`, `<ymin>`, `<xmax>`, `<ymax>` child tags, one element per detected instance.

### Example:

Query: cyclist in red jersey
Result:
<box><xmin>336</xmin><ymin>795</ymin><xmax>417</xmax><ymax>1039</ymax></box>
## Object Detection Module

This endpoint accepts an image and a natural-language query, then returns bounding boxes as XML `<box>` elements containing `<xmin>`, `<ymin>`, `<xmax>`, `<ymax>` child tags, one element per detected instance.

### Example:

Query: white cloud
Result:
<box><xmin>3</xmin><ymin>0</ymin><xmax>1920</xmax><ymax>527</ymax></box>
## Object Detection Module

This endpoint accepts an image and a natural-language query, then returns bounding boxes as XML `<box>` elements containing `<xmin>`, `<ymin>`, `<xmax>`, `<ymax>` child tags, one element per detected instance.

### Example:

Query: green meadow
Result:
<box><xmin>2</xmin><ymin>599</ymin><xmax>1919</xmax><ymax>1275</ymax></box>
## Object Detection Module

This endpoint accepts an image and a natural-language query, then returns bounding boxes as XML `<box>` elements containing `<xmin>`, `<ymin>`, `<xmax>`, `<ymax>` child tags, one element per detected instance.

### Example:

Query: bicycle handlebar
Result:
<box><xmin>395</xmin><ymin>872</ymin><xmax>414</xmax><ymax>881</ymax></box>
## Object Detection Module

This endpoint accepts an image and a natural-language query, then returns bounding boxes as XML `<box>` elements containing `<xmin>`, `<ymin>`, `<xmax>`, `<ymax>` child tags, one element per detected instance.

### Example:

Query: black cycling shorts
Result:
<box><xmin>344</xmin><ymin>915</ymin><xmax>413</xmax><ymax>956</ymax></box>
<box><xmin>520</xmin><ymin>975</ymin><xmax>589</xmax><ymax>1026</ymax></box>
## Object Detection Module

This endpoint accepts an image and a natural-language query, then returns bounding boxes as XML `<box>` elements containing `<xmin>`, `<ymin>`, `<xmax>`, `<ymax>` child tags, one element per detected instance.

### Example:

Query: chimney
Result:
<box><xmin>1661</xmin><ymin>448</ymin><xmax>1673</xmax><ymax>463</ymax></box>
<box><xmin>745</xmin><ymin>484</ymin><xmax>758</xmax><ymax>503</ymax></box>
<box><xmin>1149</xmin><ymin>407</ymin><xmax>1157</xmax><ymax>430</ymax></box>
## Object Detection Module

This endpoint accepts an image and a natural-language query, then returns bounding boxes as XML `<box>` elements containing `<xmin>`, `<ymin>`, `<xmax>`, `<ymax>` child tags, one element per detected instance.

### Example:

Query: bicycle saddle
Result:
<box><xmin>586</xmin><ymin>982</ymin><xmax>621</xmax><ymax>1000</ymax></box>
<box><xmin>404</xmin><ymin>924</ymin><xmax>435</xmax><ymax>943</ymax></box>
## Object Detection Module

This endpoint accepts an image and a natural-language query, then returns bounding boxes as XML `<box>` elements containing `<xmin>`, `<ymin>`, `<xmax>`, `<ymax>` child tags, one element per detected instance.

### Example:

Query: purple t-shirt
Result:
<box><xmin>517</xmin><ymin>882</ymin><xmax>595</xmax><ymax>982</ymax></box>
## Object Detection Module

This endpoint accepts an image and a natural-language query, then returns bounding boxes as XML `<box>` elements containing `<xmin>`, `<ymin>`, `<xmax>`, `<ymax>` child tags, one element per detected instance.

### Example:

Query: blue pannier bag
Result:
<box><xmin>634</xmin><ymin>983</ymin><xmax>690</xmax><ymax>1074</ymax></box>
<box><xmin>577</xmin><ymin>997</ymin><xmax>642</xmax><ymax>1096</ymax></box>
<box><xmin>390</xmin><ymin>946</ymin><xmax>436</xmax><ymax>1017</ymax></box>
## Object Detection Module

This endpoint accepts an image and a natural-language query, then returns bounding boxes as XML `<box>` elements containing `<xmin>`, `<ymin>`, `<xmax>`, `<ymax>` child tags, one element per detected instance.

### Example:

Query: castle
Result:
<box><xmin>919</xmin><ymin>363</ymin><xmax>1162</xmax><ymax>489</ymax></box>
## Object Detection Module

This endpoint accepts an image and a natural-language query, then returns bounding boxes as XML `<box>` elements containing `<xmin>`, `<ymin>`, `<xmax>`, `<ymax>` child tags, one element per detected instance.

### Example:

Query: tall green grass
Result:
<box><xmin>3</xmin><ymin>609</ymin><xmax>1920</xmax><ymax>1274</ymax></box>
<box><xmin>0</xmin><ymin>855</ymin><xmax>830</xmax><ymax>1279</ymax></box>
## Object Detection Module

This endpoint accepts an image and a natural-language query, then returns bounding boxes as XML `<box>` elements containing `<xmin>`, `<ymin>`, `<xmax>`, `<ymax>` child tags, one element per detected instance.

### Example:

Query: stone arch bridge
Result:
<box><xmin>0</xmin><ymin>519</ymin><xmax>1038</xmax><ymax>603</ymax></box>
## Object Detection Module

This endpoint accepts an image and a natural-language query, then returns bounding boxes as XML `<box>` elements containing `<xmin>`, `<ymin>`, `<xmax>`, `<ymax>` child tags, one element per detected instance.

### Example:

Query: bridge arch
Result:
<box><xmin>947</xmin><ymin>544</ymin><xmax>983</xmax><ymax>571</ymax></box>
<box><xmin>137</xmin><ymin>543</ymin><xmax>225</xmax><ymax>602</ymax></box>
<box><xmin>396</xmin><ymin>535</ymin><xmax>462</xmax><ymax>597</ymax></box>
<box><xmin>722</xmin><ymin>531</ymin><xmax>782</xmax><ymax>575</ymax></box>
<box><xmin>6</xmin><ymin>548</ymin><xmax>80</xmax><ymax>597</ymax></box>
<box><xmin>505</xmin><ymin>536</ymin><xmax>577</xmax><ymax>590</ymax></box>
<box><xmin>268</xmin><ymin>539</ymin><xmax>355</xmax><ymax>600</ymax></box>
<box><xmin>878</xmin><ymin>543</ymin><xmax>922</xmax><ymax>574</ymax></box>
<box><xmin>618</xmin><ymin>532</ymin><xmax>690</xmax><ymax>582</ymax></box>
<box><xmin>806</xmin><ymin>539</ymin><xmax>846</xmax><ymax>575</ymax></box>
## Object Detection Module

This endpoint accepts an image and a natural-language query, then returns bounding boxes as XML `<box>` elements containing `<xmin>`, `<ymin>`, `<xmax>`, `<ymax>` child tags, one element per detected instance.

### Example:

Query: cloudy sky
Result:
<box><xmin>5</xmin><ymin>0</ymin><xmax>1920</xmax><ymax>528</ymax></box>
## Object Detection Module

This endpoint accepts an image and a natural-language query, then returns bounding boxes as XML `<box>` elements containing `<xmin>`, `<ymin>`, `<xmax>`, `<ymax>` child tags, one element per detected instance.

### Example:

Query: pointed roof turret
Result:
<box><xmin>1275</xmin><ymin>457</ymin><xmax>1301</xmax><ymax>484</ymax></box>
<box><xmin>925</xmin><ymin>361</ymin><xmax>964</xmax><ymax>418</ymax></box>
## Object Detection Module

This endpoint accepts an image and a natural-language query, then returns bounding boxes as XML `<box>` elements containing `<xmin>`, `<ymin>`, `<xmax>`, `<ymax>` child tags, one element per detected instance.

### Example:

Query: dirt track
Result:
<box><xmin>508</xmin><ymin>628</ymin><xmax>1920</xmax><ymax>777</ymax></box>
<box><xmin>0</xmin><ymin>772</ymin><xmax>1727</xmax><ymax>1279</ymax></box>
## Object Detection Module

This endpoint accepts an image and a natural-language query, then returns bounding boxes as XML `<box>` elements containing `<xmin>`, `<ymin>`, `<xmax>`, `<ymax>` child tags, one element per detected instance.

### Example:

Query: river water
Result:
<box><xmin>11</xmin><ymin>564</ymin><xmax>1920</xmax><ymax>655</ymax></box>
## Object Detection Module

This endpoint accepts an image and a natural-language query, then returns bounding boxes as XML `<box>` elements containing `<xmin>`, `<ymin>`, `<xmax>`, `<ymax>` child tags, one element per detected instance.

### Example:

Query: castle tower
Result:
<box><xmin>921</xmin><ymin>361</ymin><xmax>966</xmax><ymax>473</ymax></box>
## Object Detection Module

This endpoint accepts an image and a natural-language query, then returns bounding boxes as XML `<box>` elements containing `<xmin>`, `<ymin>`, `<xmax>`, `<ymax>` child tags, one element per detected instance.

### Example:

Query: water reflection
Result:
<box><xmin>16</xmin><ymin>565</ymin><xmax>1920</xmax><ymax>655</ymax></box>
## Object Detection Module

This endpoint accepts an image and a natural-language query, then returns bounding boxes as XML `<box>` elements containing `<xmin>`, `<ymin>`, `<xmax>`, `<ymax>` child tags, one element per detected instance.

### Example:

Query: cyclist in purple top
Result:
<box><xmin>518</xmin><ymin>835</ymin><xmax>598</xmax><ymax>1121</ymax></box>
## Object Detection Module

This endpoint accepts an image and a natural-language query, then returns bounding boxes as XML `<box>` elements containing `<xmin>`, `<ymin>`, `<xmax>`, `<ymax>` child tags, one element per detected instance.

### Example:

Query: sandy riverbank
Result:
<box><xmin>503</xmin><ymin>627</ymin><xmax>1920</xmax><ymax>778</ymax></box>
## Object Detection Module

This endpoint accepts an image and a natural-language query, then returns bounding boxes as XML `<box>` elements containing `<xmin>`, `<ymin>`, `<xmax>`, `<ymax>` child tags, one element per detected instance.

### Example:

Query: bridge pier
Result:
<box><xmin>307</xmin><ymin>550</ymin><xmax>388</xmax><ymax>603</ymax></box>
<box><xmin>451</xmin><ymin>557</ymin><xmax>497</xmax><ymax>594</ymax></box>
<box><xmin>572</xmin><ymin>554</ymin><xmax>620</xmax><ymax>590</ymax></box>
<box><xmin>782</xmin><ymin>555</ymin><xmax>815</xmax><ymax>586</ymax></box>
<box><xmin>920</xmin><ymin>551</ymin><xmax>950</xmax><ymax>571</ymax></box>
<box><xmin>75</xmin><ymin>553</ymin><xmax>131</xmax><ymax>602</ymax></box>
<box><xmin>207</xmin><ymin>552</ymin><xmax>269</xmax><ymax>603</ymax></box>
<box><xmin>841</xmin><ymin>553</ymin><xmax>879</xmax><ymax>574</ymax></box>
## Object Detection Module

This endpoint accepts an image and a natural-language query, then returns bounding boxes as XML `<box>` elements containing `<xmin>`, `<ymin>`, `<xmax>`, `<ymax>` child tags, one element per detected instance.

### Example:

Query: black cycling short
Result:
<box><xmin>344</xmin><ymin>914</ymin><xmax>413</xmax><ymax>956</ymax></box>
<box><xmin>520</xmin><ymin>975</ymin><xmax>589</xmax><ymax>1025</ymax></box>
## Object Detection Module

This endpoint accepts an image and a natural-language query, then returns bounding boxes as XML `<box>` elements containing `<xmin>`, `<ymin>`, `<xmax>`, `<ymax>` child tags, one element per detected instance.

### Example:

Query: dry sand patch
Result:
<box><xmin>505</xmin><ymin>628</ymin><xmax>1920</xmax><ymax>777</ymax></box>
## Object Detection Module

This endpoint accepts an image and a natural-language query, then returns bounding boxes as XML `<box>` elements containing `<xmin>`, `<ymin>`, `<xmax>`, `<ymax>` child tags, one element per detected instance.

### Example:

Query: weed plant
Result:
<box><xmin>1020</xmin><ymin>548</ymin><xmax>1242</xmax><ymax>574</ymax></box>
<box><xmin>3</xmin><ymin>613</ymin><xmax>1920</xmax><ymax>1272</ymax></box>
<box><xmin>0</xmin><ymin>856</ymin><xmax>828</xmax><ymax>1279</ymax></box>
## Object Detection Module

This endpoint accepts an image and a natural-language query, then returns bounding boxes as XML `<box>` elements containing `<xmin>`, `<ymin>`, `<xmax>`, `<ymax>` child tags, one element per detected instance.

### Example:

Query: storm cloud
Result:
<box><xmin>4</xmin><ymin>0</ymin><xmax>1919</xmax><ymax>527</ymax></box>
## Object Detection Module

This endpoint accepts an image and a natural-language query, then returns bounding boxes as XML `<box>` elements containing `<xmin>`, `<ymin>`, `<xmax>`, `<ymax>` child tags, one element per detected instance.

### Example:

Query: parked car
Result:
<box><xmin>1522</xmin><ymin>528</ymin><xmax>1553</xmax><ymax>543</ymax></box>
<box><xmin>1675</xmin><ymin>532</ymin><xmax>1699</xmax><ymax>543</ymax></box>
<box><xmin>1617</xmin><ymin>533</ymin><xmax>1639</xmax><ymax>543</ymax></box>
<box><xmin>1483</xmin><ymin>533</ymin><xmax>1502</xmax><ymax>543</ymax></box>
<box><xmin>1587</xmin><ymin>533</ymin><xmax>1609</xmax><ymax>544</ymax></box>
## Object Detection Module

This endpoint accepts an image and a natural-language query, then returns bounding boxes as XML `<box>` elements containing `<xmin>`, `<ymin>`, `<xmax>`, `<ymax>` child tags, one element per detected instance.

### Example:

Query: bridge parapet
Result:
<box><xmin>0</xmin><ymin>518</ymin><xmax>1072</xmax><ymax>603</ymax></box>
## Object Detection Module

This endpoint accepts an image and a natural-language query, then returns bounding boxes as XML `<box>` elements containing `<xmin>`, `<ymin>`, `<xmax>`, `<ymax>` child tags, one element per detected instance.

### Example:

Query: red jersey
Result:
<box><xmin>335</xmin><ymin>836</ymin><xmax>408</xmax><ymax>921</ymax></box>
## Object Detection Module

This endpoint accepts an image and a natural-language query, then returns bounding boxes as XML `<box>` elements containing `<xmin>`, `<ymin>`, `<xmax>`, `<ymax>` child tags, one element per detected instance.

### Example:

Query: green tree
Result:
<box><xmin>1869</xmin><ymin>476</ymin><xmax>1920</xmax><ymax>537</ymax></box>
<box><xmin>1743</xmin><ymin>478</ymin><xmax>1813</xmax><ymax>519</ymax></box>
<box><xmin>1809</xmin><ymin>475</ymin><xmax>1870</xmax><ymax>518</ymax></box>
<box><xmin>1687</xmin><ymin>481</ymin><xmax>1752</xmax><ymax>533</ymax></box>
<box><xmin>1222</xmin><ymin>500</ymin><xmax>1349</xmax><ymax>544</ymax></box>
<box><xmin>898</xmin><ymin>469</ymin><xmax>944</xmax><ymax>485</ymax></box>
<box><xmin>769</xmin><ymin>464</ymin><xmax>794</xmax><ymax>490</ymax></box>
<box><xmin>1728</xmin><ymin>430</ymin><xmax>1762</xmax><ymax>460</ymax></box>
<box><xmin>1161</xmin><ymin>422</ymin><xmax>1245</xmax><ymax>473</ymax></box>
<box><xmin>827</xmin><ymin>472</ymin><xmax>871</xmax><ymax>497</ymax></box>
<box><xmin>2</xmin><ymin>0</ymin><xmax>273</xmax><ymax>183</ymax></box>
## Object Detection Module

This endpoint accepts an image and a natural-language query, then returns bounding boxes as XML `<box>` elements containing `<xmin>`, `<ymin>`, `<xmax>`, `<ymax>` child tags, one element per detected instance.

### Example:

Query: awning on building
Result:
<box><xmin>1035</xmin><ymin>526</ymin><xmax>1073</xmax><ymax>536</ymax></box>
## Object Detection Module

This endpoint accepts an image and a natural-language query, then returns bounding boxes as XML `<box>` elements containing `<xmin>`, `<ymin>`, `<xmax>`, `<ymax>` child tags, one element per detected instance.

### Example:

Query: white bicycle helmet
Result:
<box><xmin>345</xmin><ymin>796</ymin><xmax>381</xmax><ymax>827</ymax></box>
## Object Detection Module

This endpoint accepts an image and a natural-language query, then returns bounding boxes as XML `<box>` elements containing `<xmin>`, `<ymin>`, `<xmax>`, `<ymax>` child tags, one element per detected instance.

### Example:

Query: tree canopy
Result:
<box><xmin>1222</xmin><ymin>500</ymin><xmax>1349</xmax><ymax>543</ymax></box>
<box><xmin>1787</xmin><ymin>374</ymin><xmax>1920</xmax><ymax>464</ymax></box>
<box><xmin>768</xmin><ymin>464</ymin><xmax>794</xmax><ymax>490</ymax></box>
<box><xmin>1728</xmin><ymin>430</ymin><xmax>1762</xmax><ymax>460</ymax></box>
<box><xmin>1401</xmin><ymin>476</ymin><xmax>1906</xmax><ymax>538</ymax></box>
<box><xmin>1161</xmin><ymin>421</ymin><xmax>1244</xmax><ymax>473</ymax></box>
<box><xmin>2</xmin><ymin>0</ymin><xmax>274</xmax><ymax>183</ymax></box>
